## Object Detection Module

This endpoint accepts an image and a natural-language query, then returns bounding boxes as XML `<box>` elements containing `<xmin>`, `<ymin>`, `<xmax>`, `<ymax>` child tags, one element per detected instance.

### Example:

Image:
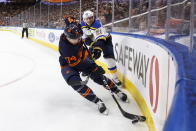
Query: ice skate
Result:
<box><xmin>97</xmin><ymin>100</ymin><xmax>109</xmax><ymax>115</ymax></box>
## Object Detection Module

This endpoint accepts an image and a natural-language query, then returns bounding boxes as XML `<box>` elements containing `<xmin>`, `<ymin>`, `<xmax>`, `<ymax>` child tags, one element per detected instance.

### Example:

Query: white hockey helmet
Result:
<box><xmin>83</xmin><ymin>10</ymin><xmax>94</xmax><ymax>20</ymax></box>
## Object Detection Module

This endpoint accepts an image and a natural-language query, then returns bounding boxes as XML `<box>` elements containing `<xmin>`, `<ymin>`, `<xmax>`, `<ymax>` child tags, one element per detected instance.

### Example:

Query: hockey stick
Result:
<box><xmin>83</xmin><ymin>43</ymin><xmax>146</xmax><ymax>124</ymax></box>
<box><xmin>102</xmin><ymin>77</ymin><xmax>146</xmax><ymax>124</ymax></box>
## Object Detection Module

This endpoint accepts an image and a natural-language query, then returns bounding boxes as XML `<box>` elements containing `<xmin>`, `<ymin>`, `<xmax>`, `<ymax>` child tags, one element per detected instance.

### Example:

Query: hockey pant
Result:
<box><xmin>22</xmin><ymin>28</ymin><xmax>28</xmax><ymax>38</ymax></box>
<box><xmin>61</xmin><ymin>66</ymin><xmax>118</xmax><ymax>103</ymax></box>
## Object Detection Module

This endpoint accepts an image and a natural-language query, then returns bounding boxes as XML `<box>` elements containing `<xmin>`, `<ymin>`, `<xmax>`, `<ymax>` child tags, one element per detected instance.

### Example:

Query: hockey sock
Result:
<box><xmin>72</xmin><ymin>84</ymin><xmax>99</xmax><ymax>103</ymax></box>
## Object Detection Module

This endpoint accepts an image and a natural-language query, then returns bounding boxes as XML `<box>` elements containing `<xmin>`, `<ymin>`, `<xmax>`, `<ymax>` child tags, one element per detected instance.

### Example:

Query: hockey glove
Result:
<box><xmin>92</xmin><ymin>47</ymin><xmax>102</xmax><ymax>60</ymax></box>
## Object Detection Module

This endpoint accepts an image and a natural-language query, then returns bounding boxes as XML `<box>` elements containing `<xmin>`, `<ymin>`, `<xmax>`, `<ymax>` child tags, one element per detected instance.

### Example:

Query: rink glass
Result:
<box><xmin>7</xmin><ymin>0</ymin><xmax>195</xmax><ymax>52</ymax></box>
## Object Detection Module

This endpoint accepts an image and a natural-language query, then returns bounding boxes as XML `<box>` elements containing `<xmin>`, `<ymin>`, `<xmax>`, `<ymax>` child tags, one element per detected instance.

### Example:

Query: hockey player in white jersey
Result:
<box><xmin>81</xmin><ymin>10</ymin><xmax>122</xmax><ymax>87</ymax></box>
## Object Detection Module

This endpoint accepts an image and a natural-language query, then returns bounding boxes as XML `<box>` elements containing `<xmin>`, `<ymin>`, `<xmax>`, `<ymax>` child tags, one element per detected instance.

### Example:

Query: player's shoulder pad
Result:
<box><xmin>91</xmin><ymin>19</ymin><xmax>102</xmax><ymax>30</ymax></box>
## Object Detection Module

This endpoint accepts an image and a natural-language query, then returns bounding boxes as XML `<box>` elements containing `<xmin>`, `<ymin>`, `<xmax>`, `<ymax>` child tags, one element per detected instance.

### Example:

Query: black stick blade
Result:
<box><xmin>122</xmin><ymin>110</ymin><xmax>146</xmax><ymax>123</ymax></box>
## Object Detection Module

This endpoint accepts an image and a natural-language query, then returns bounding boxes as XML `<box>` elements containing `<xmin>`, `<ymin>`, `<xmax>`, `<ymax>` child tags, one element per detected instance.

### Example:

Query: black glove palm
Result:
<box><xmin>92</xmin><ymin>48</ymin><xmax>102</xmax><ymax>60</ymax></box>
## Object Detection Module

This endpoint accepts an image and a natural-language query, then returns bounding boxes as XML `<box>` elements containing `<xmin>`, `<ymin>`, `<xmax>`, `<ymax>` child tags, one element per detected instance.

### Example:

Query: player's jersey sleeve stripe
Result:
<box><xmin>93</xmin><ymin>46</ymin><xmax>103</xmax><ymax>51</ymax></box>
<box><xmin>83</xmin><ymin>50</ymin><xmax>89</xmax><ymax>60</ymax></box>
<box><xmin>81</xmin><ymin>26</ymin><xmax>87</xmax><ymax>29</ymax></box>
<box><xmin>89</xmin><ymin>27</ymin><xmax>97</xmax><ymax>30</ymax></box>
<box><xmin>89</xmin><ymin>41</ymin><xmax>96</xmax><ymax>47</ymax></box>
<box><xmin>96</xmin><ymin>35</ymin><xmax>107</xmax><ymax>41</ymax></box>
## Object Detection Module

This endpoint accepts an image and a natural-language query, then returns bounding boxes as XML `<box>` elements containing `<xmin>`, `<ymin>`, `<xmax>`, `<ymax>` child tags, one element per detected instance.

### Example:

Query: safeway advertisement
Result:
<box><xmin>112</xmin><ymin>34</ymin><xmax>176</xmax><ymax>130</ymax></box>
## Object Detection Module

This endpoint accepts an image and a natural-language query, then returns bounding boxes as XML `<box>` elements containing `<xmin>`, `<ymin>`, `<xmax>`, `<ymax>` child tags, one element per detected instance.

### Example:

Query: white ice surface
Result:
<box><xmin>0</xmin><ymin>31</ymin><xmax>148</xmax><ymax>131</ymax></box>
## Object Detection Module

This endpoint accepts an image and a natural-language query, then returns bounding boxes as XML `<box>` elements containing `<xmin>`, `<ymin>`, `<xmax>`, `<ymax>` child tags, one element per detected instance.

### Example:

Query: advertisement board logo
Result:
<box><xmin>48</xmin><ymin>32</ymin><xmax>55</xmax><ymax>43</ymax></box>
<box><xmin>149</xmin><ymin>56</ymin><xmax>159</xmax><ymax>113</ymax></box>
